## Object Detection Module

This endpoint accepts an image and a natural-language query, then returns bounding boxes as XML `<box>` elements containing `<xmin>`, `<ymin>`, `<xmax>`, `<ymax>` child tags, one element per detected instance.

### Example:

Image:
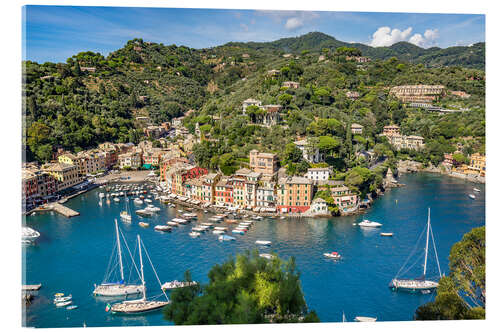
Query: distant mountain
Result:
<box><xmin>226</xmin><ymin>32</ymin><xmax>484</xmax><ymax>69</ymax></box>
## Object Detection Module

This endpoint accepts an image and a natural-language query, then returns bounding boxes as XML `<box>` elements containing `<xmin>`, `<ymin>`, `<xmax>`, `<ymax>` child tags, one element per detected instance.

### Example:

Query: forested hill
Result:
<box><xmin>225</xmin><ymin>32</ymin><xmax>485</xmax><ymax>70</ymax></box>
<box><xmin>23</xmin><ymin>34</ymin><xmax>485</xmax><ymax>164</ymax></box>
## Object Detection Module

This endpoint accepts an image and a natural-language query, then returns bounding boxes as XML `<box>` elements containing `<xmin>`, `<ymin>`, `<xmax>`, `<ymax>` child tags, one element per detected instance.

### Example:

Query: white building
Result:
<box><xmin>294</xmin><ymin>139</ymin><xmax>324</xmax><ymax>163</ymax></box>
<box><xmin>242</xmin><ymin>98</ymin><xmax>262</xmax><ymax>114</ymax></box>
<box><xmin>305</xmin><ymin>168</ymin><xmax>330</xmax><ymax>182</ymax></box>
<box><xmin>310</xmin><ymin>198</ymin><xmax>328</xmax><ymax>214</ymax></box>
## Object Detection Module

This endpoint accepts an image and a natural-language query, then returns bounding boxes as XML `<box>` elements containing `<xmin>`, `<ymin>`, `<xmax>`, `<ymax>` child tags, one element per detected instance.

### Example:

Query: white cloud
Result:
<box><xmin>369</xmin><ymin>26</ymin><xmax>440</xmax><ymax>48</ymax></box>
<box><xmin>285</xmin><ymin>17</ymin><xmax>303</xmax><ymax>30</ymax></box>
<box><xmin>369</xmin><ymin>26</ymin><xmax>413</xmax><ymax>47</ymax></box>
<box><xmin>408</xmin><ymin>33</ymin><xmax>425</xmax><ymax>47</ymax></box>
<box><xmin>424</xmin><ymin>29</ymin><xmax>439</xmax><ymax>41</ymax></box>
<box><xmin>257</xmin><ymin>10</ymin><xmax>320</xmax><ymax>31</ymax></box>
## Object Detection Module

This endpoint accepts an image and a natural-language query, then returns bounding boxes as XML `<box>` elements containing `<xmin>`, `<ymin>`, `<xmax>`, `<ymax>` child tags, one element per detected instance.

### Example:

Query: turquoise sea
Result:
<box><xmin>22</xmin><ymin>173</ymin><xmax>485</xmax><ymax>327</ymax></box>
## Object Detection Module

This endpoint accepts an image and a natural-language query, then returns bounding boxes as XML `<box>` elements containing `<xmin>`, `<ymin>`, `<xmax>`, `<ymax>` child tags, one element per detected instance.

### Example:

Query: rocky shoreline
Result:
<box><xmin>397</xmin><ymin>160</ymin><xmax>485</xmax><ymax>184</ymax></box>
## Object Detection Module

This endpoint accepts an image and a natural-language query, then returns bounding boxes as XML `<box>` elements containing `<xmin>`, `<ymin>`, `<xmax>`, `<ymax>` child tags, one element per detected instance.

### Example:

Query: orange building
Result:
<box><xmin>276</xmin><ymin>176</ymin><xmax>313</xmax><ymax>213</ymax></box>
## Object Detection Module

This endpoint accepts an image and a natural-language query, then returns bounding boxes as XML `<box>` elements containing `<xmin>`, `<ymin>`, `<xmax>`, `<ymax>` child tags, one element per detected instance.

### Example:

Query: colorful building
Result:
<box><xmin>43</xmin><ymin>163</ymin><xmax>82</xmax><ymax>192</ymax></box>
<box><xmin>276</xmin><ymin>176</ymin><xmax>313</xmax><ymax>213</ymax></box>
<box><xmin>468</xmin><ymin>153</ymin><xmax>486</xmax><ymax>177</ymax></box>
<box><xmin>249</xmin><ymin>150</ymin><xmax>279</xmax><ymax>175</ymax></box>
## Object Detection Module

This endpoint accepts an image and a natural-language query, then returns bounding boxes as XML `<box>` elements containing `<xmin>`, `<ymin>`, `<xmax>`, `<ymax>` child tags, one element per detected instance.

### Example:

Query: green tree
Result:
<box><xmin>163</xmin><ymin>251</ymin><xmax>319</xmax><ymax>324</ymax></box>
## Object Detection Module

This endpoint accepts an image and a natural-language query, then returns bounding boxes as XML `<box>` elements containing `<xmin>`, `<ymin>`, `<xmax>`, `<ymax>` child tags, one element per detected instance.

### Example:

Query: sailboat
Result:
<box><xmin>120</xmin><ymin>198</ymin><xmax>132</xmax><ymax>223</ymax></box>
<box><xmin>109</xmin><ymin>235</ymin><xmax>170</xmax><ymax>314</ymax></box>
<box><xmin>389</xmin><ymin>208</ymin><xmax>442</xmax><ymax>292</ymax></box>
<box><xmin>93</xmin><ymin>220</ymin><xmax>143</xmax><ymax>297</ymax></box>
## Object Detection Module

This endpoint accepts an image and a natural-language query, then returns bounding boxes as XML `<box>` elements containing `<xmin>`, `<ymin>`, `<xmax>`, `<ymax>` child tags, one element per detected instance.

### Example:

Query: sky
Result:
<box><xmin>23</xmin><ymin>6</ymin><xmax>485</xmax><ymax>63</ymax></box>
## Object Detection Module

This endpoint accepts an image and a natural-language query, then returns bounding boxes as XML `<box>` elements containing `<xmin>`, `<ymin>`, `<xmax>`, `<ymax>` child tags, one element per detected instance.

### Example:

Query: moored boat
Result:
<box><xmin>154</xmin><ymin>225</ymin><xmax>172</xmax><ymax>232</ymax></box>
<box><xmin>358</xmin><ymin>219</ymin><xmax>382</xmax><ymax>228</ymax></box>
<box><xmin>161</xmin><ymin>281</ymin><xmax>198</xmax><ymax>290</ymax></box>
<box><xmin>219</xmin><ymin>235</ymin><xmax>236</xmax><ymax>241</ymax></box>
<box><xmin>189</xmin><ymin>232</ymin><xmax>201</xmax><ymax>238</ymax></box>
<box><xmin>255</xmin><ymin>240</ymin><xmax>271</xmax><ymax>246</ymax></box>
<box><xmin>468</xmin><ymin>194</ymin><xmax>476</xmax><ymax>199</ymax></box>
<box><xmin>108</xmin><ymin>235</ymin><xmax>170</xmax><ymax>314</ymax></box>
<box><xmin>354</xmin><ymin>316</ymin><xmax>377</xmax><ymax>322</ymax></box>
<box><xmin>259</xmin><ymin>253</ymin><xmax>275</xmax><ymax>260</ymax></box>
<box><xmin>380</xmin><ymin>232</ymin><xmax>393</xmax><ymax>237</ymax></box>
<box><xmin>323</xmin><ymin>252</ymin><xmax>341</xmax><ymax>259</ymax></box>
<box><xmin>138</xmin><ymin>222</ymin><xmax>150</xmax><ymax>228</ymax></box>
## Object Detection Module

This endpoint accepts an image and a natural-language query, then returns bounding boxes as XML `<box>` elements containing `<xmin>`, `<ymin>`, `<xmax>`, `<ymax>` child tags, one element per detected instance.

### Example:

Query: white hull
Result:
<box><xmin>390</xmin><ymin>278</ymin><xmax>438</xmax><ymax>291</ymax></box>
<box><xmin>94</xmin><ymin>284</ymin><xmax>143</xmax><ymax>297</ymax></box>
<box><xmin>111</xmin><ymin>300</ymin><xmax>169</xmax><ymax>314</ymax></box>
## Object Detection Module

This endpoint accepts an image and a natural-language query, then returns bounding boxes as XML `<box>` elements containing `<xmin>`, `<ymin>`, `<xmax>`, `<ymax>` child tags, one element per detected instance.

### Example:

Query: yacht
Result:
<box><xmin>255</xmin><ymin>240</ymin><xmax>272</xmax><ymax>246</ymax></box>
<box><xmin>161</xmin><ymin>281</ymin><xmax>198</xmax><ymax>290</ymax></box>
<box><xmin>323</xmin><ymin>252</ymin><xmax>341</xmax><ymax>259</ymax></box>
<box><xmin>154</xmin><ymin>225</ymin><xmax>172</xmax><ymax>232</ymax></box>
<box><xmin>22</xmin><ymin>227</ymin><xmax>40</xmax><ymax>241</ymax></box>
<box><xmin>358</xmin><ymin>219</ymin><xmax>382</xmax><ymax>228</ymax></box>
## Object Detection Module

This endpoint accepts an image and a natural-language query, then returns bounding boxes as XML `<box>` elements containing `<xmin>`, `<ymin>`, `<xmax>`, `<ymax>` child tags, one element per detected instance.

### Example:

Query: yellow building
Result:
<box><xmin>469</xmin><ymin>153</ymin><xmax>486</xmax><ymax>177</ymax></box>
<box><xmin>43</xmin><ymin>163</ymin><xmax>82</xmax><ymax>192</ymax></box>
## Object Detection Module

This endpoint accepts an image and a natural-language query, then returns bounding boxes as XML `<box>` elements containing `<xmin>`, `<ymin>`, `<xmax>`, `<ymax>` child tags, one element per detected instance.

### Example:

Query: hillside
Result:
<box><xmin>227</xmin><ymin>32</ymin><xmax>484</xmax><ymax>70</ymax></box>
<box><xmin>22</xmin><ymin>33</ymin><xmax>485</xmax><ymax>165</ymax></box>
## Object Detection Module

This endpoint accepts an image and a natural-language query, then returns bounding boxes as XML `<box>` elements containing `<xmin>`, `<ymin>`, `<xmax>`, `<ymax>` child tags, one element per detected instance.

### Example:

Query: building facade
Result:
<box><xmin>249</xmin><ymin>150</ymin><xmax>279</xmax><ymax>175</ymax></box>
<box><xmin>276</xmin><ymin>176</ymin><xmax>313</xmax><ymax>213</ymax></box>
<box><xmin>294</xmin><ymin>139</ymin><xmax>324</xmax><ymax>163</ymax></box>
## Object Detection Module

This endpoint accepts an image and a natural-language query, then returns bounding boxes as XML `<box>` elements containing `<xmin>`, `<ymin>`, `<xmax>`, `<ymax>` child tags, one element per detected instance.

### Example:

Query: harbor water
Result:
<box><xmin>22</xmin><ymin>173</ymin><xmax>485</xmax><ymax>327</ymax></box>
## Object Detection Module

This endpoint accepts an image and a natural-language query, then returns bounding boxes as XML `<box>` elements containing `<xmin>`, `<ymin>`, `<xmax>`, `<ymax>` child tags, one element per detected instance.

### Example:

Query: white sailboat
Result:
<box><xmin>389</xmin><ymin>208</ymin><xmax>442</xmax><ymax>292</ymax></box>
<box><xmin>109</xmin><ymin>235</ymin><xmax>170</xmax><ymax>314</ymax></box>
<box><xmin>93</xmin><ymin>220</ymin><xmax>143</xmax><ymax>297</ymax></box>
<box><xmin>120</xmin><ymin>199</ymin><xmax>132</xmax><ymax>223</ymax></box>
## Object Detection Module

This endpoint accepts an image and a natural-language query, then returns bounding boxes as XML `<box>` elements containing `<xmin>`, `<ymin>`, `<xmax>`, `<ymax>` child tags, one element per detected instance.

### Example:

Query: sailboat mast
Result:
<box><xmin>138</xmin><ymin>234</ymin><xmax>146</xmax><ymax>300</ymax></box>
<box><xmin>423</xmin><ymin>208</ymin><xmax>430</xmax><ymax>277</ymax></box>
<box><xmin>115</xmin><ymin>219</ymin><xmax>124</xmax><ymax>281</ymax></box>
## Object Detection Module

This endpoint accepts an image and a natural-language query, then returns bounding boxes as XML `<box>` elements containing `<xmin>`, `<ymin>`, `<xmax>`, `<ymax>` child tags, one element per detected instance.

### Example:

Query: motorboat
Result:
<box><xmin>182</xmin><ymin>213</ymin><xmax>198</xmax><ymax>220</ymax></box>
<box><xmin>154</xmin><ymin>225</ymin><xmax>172</xmax><ymax>232</ymax></box>
<box><xmin>172</xmin><ymin>218</ymin><xmax>188</xmax><ymax>224</ymax></box>
<box><xmin>380</xmin><ymin>232</ymin><xmax>393</xmax><ymax>237</ymax></box>
<box><xmin>138</xmin><ymin>222</ymin><xmax>150</xmax><ymax>228</ymax></box>
<box><xmin>55</xmin><ymin>300</ymin><xmax>72</xmax><ymax>307</ymax></box>
<box><xmin>468</xmin><ymin>194</ymin><xmax>476</xmax><ymax>199</ymax></box>
<box><xmin>214</xmin><ymin>227</ymin><xmax>228</xmax><ymax>231</ymax></box>
<box><xmin>218</xmin><ymin>235</ymin><xmax>236</xmax><ymax>241</ymax></box>
<box><xmin>136</xmin><ymin>209</ymin><xmax>153</xmax><ymax>217</ymax></box>
<box><xmin>134</xmin><ymin>198</ymin><xmax>144</xmax><ymax>205</ymax></box>
<box><xmin>259</xmin><ymin>253</ymin><xmax>275</xmax><ymax>260</ymax></box>
<box><xmin>358</xmin><ymin>219</ymin><xmax>382</xmax><ymax>228</ymax></box>
<box><xmin>354</xmin><ymin>316</ymin><xmax>377</xmax><ymax>322</ymax></box>
<box><xmin>120</xmin><ymin>211</ymin><xmax>132</xmax><ymax>222</ymax></box>
<box><xmin>144</xmin><ymin>199</ymin><xmax>152</xmax><ymax>204</ymax></box>
<box><xmin>161</xmin><ymin>281</ymin><xmax>198</xmax><ymax>290</ymax></box>
<box><xmin>167</xmin><ymin>221</ymin><xmax>179</xmax><ymax>227</ymax></box>
<box><xmin>189</xmin><ymin>232</ymin><xmax>201</xmax><ymax>238</ymax></box>
<box><xmin>145</xmin><ymin>205</ymin><xmax>160</xmax><ymax>212</ymax></box>
<box><xmin>232</xmin><ymin>229</ymin><xmax>245</xmax><ymax>235</ymax></box>
<box><xmin>114</xmin><ymin>198</ymin><xmax>120</xmax><ymax>203</ymax></box>
<box><xmin>255</xmin><ymin>240</ymin><xmax>271</xmax><ymax>246</ymax></box>
<box><xmin>323</xmin><ymin>252</ymin><xmax>341</xmax><ymax>259</ymax></box>
<box><xmin>66</xmin><ymin>305</ymin><xmax>78</xmax><ymax>310</ymax></box>
<box><xmin>22</xmin><ymin>227</ymin><xmax>40</xmax><ymax>241</ymax></box>
<box><xmin>473</xmin><ymin>188</ymin><xmax>481</xmax><ymax>192</ymax></box>
<box><xmin>213</xmin><ymin>230</ymin><xmax>225</xmax><ymax>235</ymax></box>
<box><xmin>54</xmin><ymin>295</ymin><xmax>72</xmax><ymax>303</ymax></box>
<box><xmin>191</xmin><ymin>227</ymin><xmax>205</xmax><ymax>232</ymax></box>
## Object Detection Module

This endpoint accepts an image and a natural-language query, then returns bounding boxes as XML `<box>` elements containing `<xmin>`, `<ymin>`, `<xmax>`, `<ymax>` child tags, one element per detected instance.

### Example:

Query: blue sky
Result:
<box><xmin>23</xmin><ymin>6</ymin><xmax>485</xmax><ymax>63</ymax></box>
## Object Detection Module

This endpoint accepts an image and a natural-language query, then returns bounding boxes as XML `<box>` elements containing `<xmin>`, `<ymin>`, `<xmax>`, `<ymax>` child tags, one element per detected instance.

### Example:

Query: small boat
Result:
<box><xmin>172</xmin><ymin>218</ymin><xmax>188</xmax><ymax>224</ymax></box>
<box><xmin>473</xmin><ymin>188</ymin><xmax>481</xmax><ymax>192</ymax></box>
<box><xmin>213</xmin><ymin>230</ymin><xmax>225</xmax><ymax>235</ymax></box>
<box><xmin>201</xmin><ymin>223</ymin><xmax>214</xmax><ymax>228</ymax></box>
<box><xmin>232</xmin><ymin>229</ymin><xmax>245</xmax><ymax>235</ymax></box>
<box><xmin>54</xmin><ymin>293</ymin><xmax>64</xmax><ymax>297</ymax></box>
<box><xmin>138</xmin><ymin>222</ymin><xmax>150</xmax><ymax>228</ymax></box>
<box><xmin>255</xmin><ymin>240</ymin><xmax>271</xmax><ymax>246</ymax></box>
<box><xmin>134</xmin><ymin>198</ymin><xmax>144</xmax><ymax>205</ymax></box>
<box><xmin>120</xmin><ymin>211</ymin><xmax>132</xmax><ymax>222</ymax></box>
<box><xmin>154</xmin><ymin>225</ymin><xmax>172</xmax><ymax>232</ymax></box>
<box><xmin>259</xmin><ymin>253</ymin><xmax>275</xmax><ymax>260</ymax></box>
<box><xmin>214</xmin><ymin>226</ymin><xmax>228</xmax><ymax>231</ymax></box>
<box><xmin>219</xmin><ymin>235</ymin><xmax>236</xmax><ymax>241</ymax></box>
<box><xmin>167</xmin><ymin>221</ymin><xmax>179</xmax><ymax>227</ymax></box>
<box><xmin>280</xmin><ymin>216</ymin><xmax>286</xmax><ymax>220</ymax></box>
<box><xmin>192</xmin><ymin>227</ymin><xmax>205</xmax><ymax>232</ymax></box>
<box><xmin>99</xmin><ymin>193</ymin><xmax>105</xmax><ymax>198</ymax></box>
<box><xmin>56</xmin><ymin>300</ymin><xmax>73</xmax><ymax>307</ymax></box>
<box><xmin>114</xmin><ymin>198</ymin><xmax>120</xmax><ymax>203</ymax></box>
<box><xmin>358</xmin><ymin>219</ymin><xmax>382</xmax><ymax>228</ymax></box>
<box><xmin>354</xmin><ymin>316</ymin><xmax>377</xmax><ymax>322</ymax></box>
<box><xmin>208</xmin><ymin>217</ymin><xmax>223</xmax><ymax>222</ymax></box>
<box><xmin>66</xmin><ymin>305</ymin><xmax>78</xmax><ymax>310</ymax></box>
<box><xmin>225</xmin><ymin>219</ymin><xmax>238</xmax><ymax>224</ymax></box>
<box><xmin>161</xmin><ymin>281</ymin><xmax>198</xmax><ymax>290</ymax></box>
<box><xmin>468</xmin><ymin>194</ymin><xmax>476</xmax><ymax>199</ymax></box>
<box><xmin>323</xmin><ymin>252</ymin><xmax>341</xmax><ymax>259</ymax></box>
<box><xmin>421</xmin><ymin>289</ymin><xmax>432</xmax><ymax>295</ymax></box>
<box><xmin>189</xmin><ymin>232</ymin><xmax>201</xmax><ymax>238</ymax></box>
<box><xmin>22</xmin><ymin>227</ymin><xmax>40</xmax><ymax>241</ymax></box>
<box><xmin>136</xmin><ymin>209</ymin><xmax>153</xmax><ymax>217</ymax></box>
<box><xmin>182</xmin><ymin>213</ymin><xmax>198</xmax><ymax>220</ymax></box>
<box><xmin>380</xmin><ymin>232</ymin><xmax>393</xmax><ymax>237</ymax></box>
<box><xmin>144</xmin><ymin>199</ymin><xmax>152</xmax><ymax>203</ymax></box>
<box><xmin>54</xmin><ymin>295</ymin><xmax>72</xmax><ymax>303</ymax></box>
